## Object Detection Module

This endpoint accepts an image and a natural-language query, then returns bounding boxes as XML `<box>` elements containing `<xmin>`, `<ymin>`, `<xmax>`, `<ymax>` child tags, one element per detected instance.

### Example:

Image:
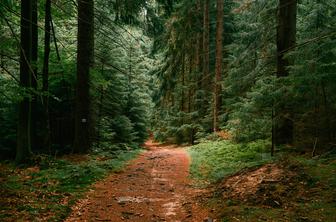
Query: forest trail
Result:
<box><xmin>65</xmin><ymin>141</ymin><xmax>211</xmax><ymax>222</ymax></box>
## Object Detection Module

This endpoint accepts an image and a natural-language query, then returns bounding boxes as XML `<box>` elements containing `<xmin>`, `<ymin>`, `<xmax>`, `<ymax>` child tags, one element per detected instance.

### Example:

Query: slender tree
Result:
<box><xmin>31</xmin><ymin>0</ymin><xmax>38</xmax><ymax>149</ymax></box>
<box><xmin>16</xmin><ymin>0</ymin><xmax>33</xmax><ymax>163</ymax></box>
<box><xmin>73</xmin><ymin>0</ymin><xmax>94</xmax><ymax>153</ymax></box>
<box><xmin>202</xmin><ymin>0</ymin><xmax>210</xmax><ymax>90</ymax></box>
<box><xmin>275</xmin><ymin>0</ymin><xmax>297</xmax><ymax>145</ymax></box>
<box><xmin>42</xmin><ymin>0</ymin><xmax>51</xmax><ymax>151</ymax></box>
<box><xmin>214</xmin><ymin>0</ymin><xmax>223</xmax><ymax>132</ymax></box>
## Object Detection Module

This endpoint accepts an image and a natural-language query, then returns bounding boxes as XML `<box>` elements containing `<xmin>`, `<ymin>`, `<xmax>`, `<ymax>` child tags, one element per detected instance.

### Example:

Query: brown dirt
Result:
<box><xmin>218</xmin><ymin>162</ymin><xmax>308</xmax><ymax>208</ymax></box>
<box><xmin>65</xmin><ymin>141</ymin><xmax>213</xmax><ymax>222</ymax></box>
<box><xmin>221</xmin><ymin>164</ymin><xmax>286</xmax><ymax>200</ymax></box>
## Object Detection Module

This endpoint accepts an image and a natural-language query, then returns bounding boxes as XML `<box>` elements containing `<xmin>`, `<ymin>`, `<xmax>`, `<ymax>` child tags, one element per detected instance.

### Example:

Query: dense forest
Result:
<box><xmin>152</xmin><ymin>0</ymin><xmax>336</xmax><ymax>150</ymax></box>
<box><xmin>1</xmin><ymin>0</ymin><xmax>335</xmax><ymax>221</ymax></box>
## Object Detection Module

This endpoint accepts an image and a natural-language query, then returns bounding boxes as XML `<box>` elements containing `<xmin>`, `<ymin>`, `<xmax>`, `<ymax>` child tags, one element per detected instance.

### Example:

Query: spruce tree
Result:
<box><xmin>74</xmin><ymin>0</ymin><xmax>94</xmax><ymax>153</ymax></box>
<box><xmin>16</xmin><ymin>0</ymin><xmax>33</xmax><ymax>163</ymax></box>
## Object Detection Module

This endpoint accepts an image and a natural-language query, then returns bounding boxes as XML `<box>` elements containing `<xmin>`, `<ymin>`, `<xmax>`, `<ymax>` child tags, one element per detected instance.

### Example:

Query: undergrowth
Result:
<box><xmin>0</xmin><ymin>149</ymin><xmax>141</xmax><ymax>221</ymax></box>
<box><xmin>218</xmin><ymin>154</ymin><xmax>336</xmax><ymax>222</ymax></box>
<box><xmin>188</xmin><ymin>139</ymin><xmax>272</xmax><ymax>182</ymax></box>
<box><xmin>188</xmin><ymin>138</ymin><xmax>336</xmax><ymax>221</ymax></box>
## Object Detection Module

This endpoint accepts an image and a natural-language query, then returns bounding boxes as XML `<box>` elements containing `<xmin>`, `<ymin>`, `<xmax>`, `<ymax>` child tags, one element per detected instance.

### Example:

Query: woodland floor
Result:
<box><xmin>1</xmin><ymin>141</ymin><xmax>334</xmax><ymax>221</ymax></box>
<box><xmin>65</xmin><ymin>141</ymin><xmax>213</xmax><ymax>222</ymax></box>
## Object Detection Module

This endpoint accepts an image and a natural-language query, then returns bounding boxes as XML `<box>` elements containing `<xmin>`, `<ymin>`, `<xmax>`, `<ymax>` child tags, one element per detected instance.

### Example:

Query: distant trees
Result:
<box><xmin>152</xmin><ymin>0</ymin><xmax>234</xmax><ymax>143</ymax></box>
<box><xmin>152</xmin><ymin>0</ymin><xmax>336</xmax><ymax>152</ymax></box>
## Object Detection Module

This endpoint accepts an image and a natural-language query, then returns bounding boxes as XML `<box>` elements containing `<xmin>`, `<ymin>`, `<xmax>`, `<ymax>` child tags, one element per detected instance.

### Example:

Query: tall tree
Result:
<box><xmin>73</xmin><ymin>0</ymin><xmax>94</xmax><ymax>153</ymax></box>
<box><xmin>16</xmin><ymin>0</ymin><xmax>33</xmax><ymax>163</ymax></box>
<box><xmin>202</xmin><ymin>0</ymin><xmax>210</xmax><ymax>90</ymax></box>
<box><xmin>31</xmin><ymin>0</ymin><xmax>38</xmax><ymax>149</ymax></box>
<box><xmin>214</xmin><ymin>0</ymin><xmax>223</xmax><ymax>132</ymax></box>
<box><xmin>276</xmin><ymin>0</ymin><xmax>297</xmax><ymax>145</ymax></box>
<box><xmin>42</xmin><ymin>0</ymin><xmax>51</xmax><ymax>151</ymax></box>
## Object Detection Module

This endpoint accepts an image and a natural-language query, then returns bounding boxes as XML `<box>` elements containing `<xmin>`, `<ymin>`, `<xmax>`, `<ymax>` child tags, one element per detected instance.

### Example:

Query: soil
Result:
<box><xmin>219</xmin><ymin>163</ymin><xmax>302</xmax><ymax>208</ymax></box>
<box><xmin>220</xmin><ymin>164</ymin><xmax>286</xmax><ymax>200</ymax></box>
<box><xmin>65</xmin><ymin>141</ymin><xmax>212</xmax><ymax>222</ymax></box>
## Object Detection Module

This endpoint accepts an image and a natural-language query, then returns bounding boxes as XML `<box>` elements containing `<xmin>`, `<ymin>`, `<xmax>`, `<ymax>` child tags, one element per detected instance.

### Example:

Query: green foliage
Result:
<box><xmin>222</xmin><ymin>0</ymin><xmax>277</xmax><ymax>143</ymax></box>
<box><xmin>188</xmin><ymin>139</ymin><xmax>272</xmax><ymax>182</ymax></box>
<box><xmin>286</xmin><ymin>0</ymin><xmax>336</xmax><ymax>147</ymax></box>
<box><xmin>218</xmin><ymin>0</ymin><xmax>336</xmax><ymax>149</ymax></box>
<box><xmin>93</xmin><ymin>25</ymin><xmax>154</xmax><ymax>148</ymax></box>
<box><xmin>0</xmin><ymin>1</ymin><xmax>154</xmax><ymax>158</ymax></box>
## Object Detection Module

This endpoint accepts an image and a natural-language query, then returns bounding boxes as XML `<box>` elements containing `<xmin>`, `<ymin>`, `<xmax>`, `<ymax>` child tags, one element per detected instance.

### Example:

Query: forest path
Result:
<box><xmin>65</xmin><ymin>140</ymin><xmax>211</xmax><ymax>222</ymax></box>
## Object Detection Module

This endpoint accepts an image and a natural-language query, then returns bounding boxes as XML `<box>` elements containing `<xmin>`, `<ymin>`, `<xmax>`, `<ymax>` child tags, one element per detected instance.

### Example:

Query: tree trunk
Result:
<box><xmin>16</xmin><ymin>0</ymin><xmax>33</xmax><ymax>163</ymax></box>
<box><xmin>42</xmin><ymin>0</ymin><xmax>51</xmax><ymax>152</ymax></box>
<box><xmin>202</xmin><ymin>0</ymin><xmax>210</xmax><ymax>90</ymax></box>
<box><xmin>188</xmin><ymin>56</ymin><xmax>193</xmax><ymax>114</ymax></box>
<box><xmin>199</xmin><ymin>0</ymin><xmax>210</xmax><ymax>124</ymax></box>
<box><xmin>181</xmin><ymin>53</ymin><xmax>185</xmax><ymax>113</ymax></box>
<box><xmin>74</xmin><ymin>0</ymin><xmax>94</xmax><ymax>153</ymax></box>
<box><xmin>275</xmin><ymin>0</ymin><xmax>297</xmax><ymax>145</ymax></box>
<box><xmin>31</xmin><ymin>0</ymin><xmax>38</xmax><ymax>150</ymax></box>
<box><xmin>195</xmin><ymin>0</ymin><xmax>203</xmax><ymax>114</ymax></box>
<box><xmin>97</xmin><ymin>63</ymin><xmax>105</xmax><ymax>148</ymax></box>
<box><xmin>214</xmin><ymin>0</ymin><xmax>223</xmax><ymax>132</ymax></box>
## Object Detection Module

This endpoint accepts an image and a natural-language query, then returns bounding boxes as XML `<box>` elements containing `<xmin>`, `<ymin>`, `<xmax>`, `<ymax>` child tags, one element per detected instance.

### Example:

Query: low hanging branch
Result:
<box><xmin>0</xmin><ymin>64</ymin><xmax>20</xmax><ymax>83</ymax></box>
<box><xmin>1</xmin><ymin>12</ymin><xmax>38</xmax><ymax>84</ymax></box>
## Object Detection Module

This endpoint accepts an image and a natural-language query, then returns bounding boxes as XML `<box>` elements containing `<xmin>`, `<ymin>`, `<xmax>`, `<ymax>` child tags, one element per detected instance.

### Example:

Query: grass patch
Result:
<box><xmin>0</xmin><ymin>149</ymin><xmax>141</xmax><ymax>221</ymax></box>
<box><xmin>188</xmin><ymin>139</ymin><xmax>272</xmax><ymax>182</ymax></box>
<box><xmin>189</xmin><ymin>139</ymin><xmax>336</xmax><ymax>222</ymax></box>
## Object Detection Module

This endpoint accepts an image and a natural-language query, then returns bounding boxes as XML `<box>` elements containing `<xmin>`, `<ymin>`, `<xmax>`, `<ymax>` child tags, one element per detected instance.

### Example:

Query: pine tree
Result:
<box><xmin>16</xmin><ymin>0</ymin><xmax>33</xmax><ymax>163</ymax></box>
<box><xmin>214</xmin><ymin>0</ymin><xmax>224</xmax><ymax>132</ymax></box>
<box><xmin>42</xmin><ymin>0</ymin><xmax>51</xmax><ymax>151</ymax></box>
<box><xmin>275</xmin><ymin>0</ymin><xmax>297</xmax><ymax>145</ymax></box>
<box><xmin>74</xmin><ymin>0</ymin><xmax>95</xmax><ymax>153</ymax></box>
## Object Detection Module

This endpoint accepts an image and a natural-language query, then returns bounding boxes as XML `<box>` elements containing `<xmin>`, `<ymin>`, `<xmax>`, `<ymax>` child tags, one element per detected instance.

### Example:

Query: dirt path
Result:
<box><xmin>65</xmin><ymin>141</ymin><xmax>212</xmax><ymax>222</ymax></box>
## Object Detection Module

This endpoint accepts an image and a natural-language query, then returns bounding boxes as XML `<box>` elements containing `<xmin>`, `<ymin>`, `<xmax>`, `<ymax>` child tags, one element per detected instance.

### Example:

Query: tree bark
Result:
<box><xmin>31</xmin><ymin>0</ymin><xmax>38</xmax><ymax>85</ymax></box>
<box><xmin>42</xmin><ymin>0</ymin><xmax>51</xmax><ymax>152</ymax></box>
<box><xmin>16</xmin><ymin>0</ymin><xmax>33</xmax><ymax>163</ymax></box>
<box><xmin>214</xmin><ymin>0</ymin><xmax>223</xmax><ymax>132</ymax></box>
<box><xmin>74</xmin><ymin>0</ymin><xmax>94</xmax><ymax>153</ymax></box>
<box><xmin>198</xmin><ymin>0</ymin><xmax>210</xmax><ymax>125</ymax></box>
<box><xmin>276</xmin><ymin>0</ymin><xmax>297</xmax><ymax>145</ymax></box>
<box><xmin>97</xmin><ymin>63</ymin><xmax>105</xmax><ymax>148</ymax></box>
<box><xmin>181</xmin><ymin>53</ymin><xmax>185</xmax><ymax>113</ymax></box>
<box><xmin>195</xmin><ymin>0</ymin><xmax>203</xmax><ymax>113</ymax></box>
<box><xmin>31</xmin><ymin>0</ymin><xmax>38</xmax><ymax>149</ymax></box>
<box><xmin>277</xmin><ymin>0</ymin><xmax>297</xmax><ymax>77</ymax></box>
<box><xmin>202</xmin><ymin>0</ymin><xmax>210</xmax><ymax>90</ymax></box>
